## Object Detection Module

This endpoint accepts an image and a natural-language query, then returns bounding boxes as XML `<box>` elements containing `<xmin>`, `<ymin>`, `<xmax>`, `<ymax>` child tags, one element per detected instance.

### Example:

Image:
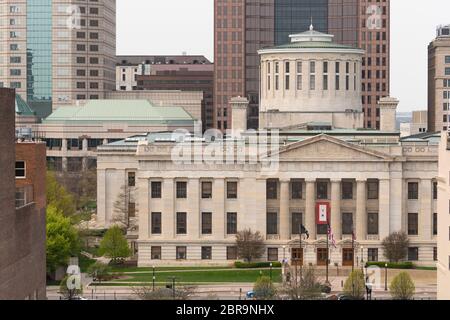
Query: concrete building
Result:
<box><xmin>400</xmin><ymin>111</ymin><xmax>428</xmax><ymax>137</ymax></box>
<box><xmin>0</xmin><ymin>0</ymin><xmax>116</xmax><ymax>118</ymax></box>
<box><xmin>214</xmin><ymin>0</ymin><xmax>390</xmax><ymax>130</ymax></box>
<box><xmin>428</xmin><ymin>25</ymin><xmax>450</xmax><ymax>132</ymax></box>
<box><xmin>0</xmin><ymin>88</ymin><xmax>46</xmax><ymax>300</ymax></box>
<box><xmin>437</xmin><ymin>132</ymin><xmax>450</xmax><ymax>300</ymax></box>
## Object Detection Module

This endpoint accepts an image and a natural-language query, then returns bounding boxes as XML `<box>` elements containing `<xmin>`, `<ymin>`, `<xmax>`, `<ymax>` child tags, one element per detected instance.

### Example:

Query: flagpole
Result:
<box><xmin>299</xmin><ymin>223</ymin><xmax>303</xmax><ymax>285</ymax></box>
<box><xmin>352</xmin><ymin>230</ymin><xmax>355</xmax><ymax>273</ymax></box>
<box><xmin>326</xmin><ymin>224</ymin><xmax>329</xmax><ymax>284</ymax></box>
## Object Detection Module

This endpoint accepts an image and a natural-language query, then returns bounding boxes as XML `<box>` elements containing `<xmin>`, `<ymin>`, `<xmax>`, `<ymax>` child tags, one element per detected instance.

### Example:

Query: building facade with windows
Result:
<box><xmin>0</xmin><ymin>0</ymin><xmax>116</xmax><ymax>118</ymax></box>
<box><xmin>428</xmin><ymin>25</ymin><xmax>450</xmax><ymax>132</ymax></box>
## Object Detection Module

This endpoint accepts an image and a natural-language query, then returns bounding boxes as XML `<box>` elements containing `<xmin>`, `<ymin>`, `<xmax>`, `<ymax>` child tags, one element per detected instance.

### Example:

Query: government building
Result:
<box><xmin>97</xmin><ymin>28</ymin><xmax>439</xmax><ymax>267</ymax></box>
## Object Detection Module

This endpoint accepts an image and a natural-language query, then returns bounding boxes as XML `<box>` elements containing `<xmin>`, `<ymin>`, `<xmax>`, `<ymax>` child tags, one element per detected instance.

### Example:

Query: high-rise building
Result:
<box><xmin>428</xmin><ymin>25</ymin><xmax>450</xmax><ymax>133</ymax></box>
<box><xmin>0</xmin><ymin>0</ymin><xmax>116</xmax><ymax>118</ymax></box>
<box><xmin>214</xmin><ymin>0</ymin><xmax>390</xmax><ymax>130</ymax></box>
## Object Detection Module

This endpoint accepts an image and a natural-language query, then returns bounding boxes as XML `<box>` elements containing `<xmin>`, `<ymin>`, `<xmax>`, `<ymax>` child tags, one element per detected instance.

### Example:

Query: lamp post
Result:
<box><xmin>152</xmin><ymin>266</ymin><xmax>156</xmax><ymax>291</ymax></box>
<box><xmin>384</xmin><ymin>263</ymin><xmax>388</xmax><ymax>291</ymax></box>
<box><xmin>270</xmin><ymin>263</ymin><xmax>273</xmax><ymax>282</ymax></box>
<box><xmin>360</xmin><ymin>246</ymin><xmax>364</xmax><ymax>272</ymax></box>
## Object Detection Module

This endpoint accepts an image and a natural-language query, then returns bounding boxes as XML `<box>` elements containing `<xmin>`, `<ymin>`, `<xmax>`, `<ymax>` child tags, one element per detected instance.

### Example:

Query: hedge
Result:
<box><xmin>234</xmin><ymin>261</ymin><xmax>282</xmax><ymax>269</ymax></box>
<box><xmin>365</xmin><ymin>262</ymin><xmax>414</xmax><ymax>269</ymax></box>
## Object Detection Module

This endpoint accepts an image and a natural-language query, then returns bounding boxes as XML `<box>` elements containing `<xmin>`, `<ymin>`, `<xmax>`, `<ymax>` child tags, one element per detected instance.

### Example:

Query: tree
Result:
<box><xmin>46</xmin><ymin>205</ymin><xmax>80</xmax><ymax>273</ymax></box>
<box><xmin>253</xmin><ymin>276</ymin><xmax>277</xmax><ymax>300</ymax></box>
<box><xmin>390</xmin><ymin>272</ymin><xmax>415</xmax><ymax>300</ymax></box>
<box><xmin>236</xmin><ymin>229</ymin><xmax>265</xmax><ymax>262</ymax></box>
<box><xmin>46</xmin><ymin>171</ymin><xmax>77</xmax><ymax>216</ymax></box>
<box><xmin>281</xmin><ymin>266</ymin><xmax>324</xmax><ymax>300</ymax></box>
<box><xmin>133</xmin><ymin>286</ymin><xmax>197</xmax><ymax>300</ymax></box>
<box><xmin>59</xmin><ymin>275</ymin><xmax>83</xmax><ymax>300</ymax></box>
<box><xmin>343</xmin><ymin>270</ymin><xmax>366</xmax><ymax>300</ymax></box>
<box><xmin>98</xmin><ymin>226</ymin><xmax>131</xmax><ymax>264</ymax></box>
<box><xmin>382</xmin><ymin>231</ymin><xmax>410</xmax><ymax>262</ymax></box>
<box><xmin>112</xmin><ymin>185</ymin><xmax>138</xmax><ymax>229</ymax></box>
<box><xmin>87</xmin><ymin>262</ymin><xmax>113</xmax><ymax>282</ymax></box>
<box><xmin>77</xmin><ymin>168</ymin><xmax>97</xmax><ymax>210</ymax></box>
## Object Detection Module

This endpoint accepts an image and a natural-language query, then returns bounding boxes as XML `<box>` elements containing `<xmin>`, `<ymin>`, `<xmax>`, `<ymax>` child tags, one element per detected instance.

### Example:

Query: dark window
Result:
<box><xmin>128</xmin><ymin>172</ymin><xmax>135</xmax><ymax>187</ymax></box>
<box><xmin>408</xmin><ymin>247</ymin><xmax>419</xmax><ymax>261</ymax></box>
<box><xmin>267</xmin><ymin>212</ymin><xmax>278</xmax><ymax>235</ymax></box>
<box><xmin>202</xmin><ymin>247</ymin><xmax>212</xmax><ymax>260</ymax></box>
<box><xmin>434</xmin><ymin>247</ymin><xmax>438</xmax><ymax>262</ymax></box>
<box><xmin>202</xmin><ymin>182</ymin><xmax>212</xmax><ymax>199</ymax></box>
<box><xmin>176</xmin><ymin>181</ymin><xmax>187</xmax><ymax>199</ymax></box>
<box><xmin>15</xmin><ymin>161</ymin><xmax>25</xmax><ymax>178</ymax></box>
<box><xmin>227</xmin><ymin>213</ymin><xmax>237</xmax><ymax>235</ymax></box>
<box><xmin>128</xmin><ymin>203</ymin><xmax>136</xmax><ymax>218</ymax></box>
<box><xmin>176</xmin><ymin>212</ymin><xmax>187</xmax><ymax>234</ymax></box>
<box><xmin>433</xmin><ymin>182</ymin><xmax>438</xmax><ymax>200</ymax></box>
<box><xmin>342</xmin><ymin>213</ymin><xmax>353</xmax><ymax>235</ymax></box>
<box><xmin>227</xmin><ymin>246</ymin><xmax>238</xmax><ymax>260</ymax></box>
<box><xmin>408</xmin><ymin>213</ymin><xmax>418</xmax><ymax>235</ymax></box>
<box><xmin>291</xmin><ymin>212</ymin><xmax>303</xmax><ymax>235</ymax></box>
<box><xmin>316</xmin><ymin>181</ymin><xmax>328</xmax><ymax>200</ymax></box>
<box><xmin>408</xmin><ymin>182</ymin><xmax>419</xmax><ymax>200</ymax></box>
<box><xmin>342</xmin><ymin>181</ymin><xmax>353</xmax><ymax>200</ymax></box>
<box><xmin>151</xmin><ymin>213</ymin><xmax>161</xmax><ymax>234</ymax></box>
<box><xmin>176</xmin><ymin>246</ymin><xmax>187</xmax><ymax>260</ymax></box>
<box><xmin>368</xmin><ymin>248</ymin><xmax>378</xmax><ymax>262</ymax></box>
<box><xmin>151</xmin><ymin>246</ymin><xmax>161</xmax><ymax>260</ymax></box>
<box><xmin>368</xmin><ymin>213</ymin><xmax>379</xmax><ymax>235</ymax></box>
<box><xmin>317</xmin><ymin>224</ymin><xmax>328</xmax><ymax>235</ymax></box>
<box><xmin>291</xmin><ymin>181</ymin><xmax>302</xmax><ymax>199</ymax></box>
<box><xmin>367</xmin><ymin>180</ymin><xmax>379</xmax><ymax>199</ymax></box>
<box><xmin>202</xmin><ymin>212</ymin><xmax>212</xmax><ymax>235</ymax></box>
<box><xmin>227</xmin><ymin>181</ymin><xmax>238</xmax><ymax>199</ymax></box>
<box><xmin>266</xmin><ymin>180</ymin><xmax>278</xmax><ymax>199</ymax></box>
<box><xmin>151</xmin><ymin>182</ymin><xmax>161</xmax><ymax>198</ymax></box>
<box><xmin>268</xmin><ymin>248</ymin><xmax>278</xmax><ymax>262</ymax></box>
<box><xmin>433</xmin><ymin>213</ymin><xmax>438</xmax><ymax>236</ymax></box>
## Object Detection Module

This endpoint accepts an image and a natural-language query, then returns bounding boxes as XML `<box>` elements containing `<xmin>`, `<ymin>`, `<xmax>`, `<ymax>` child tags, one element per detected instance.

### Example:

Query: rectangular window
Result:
<box><xmin>227</xmin><ymin>181</ymin><xmax>238</xmax><ymax>199</ymax></box>
<box><xmin>342</xmin><ymin>181</ymin><xmax>353</xmax><ymax>200</ymax></box>
<box><xmin>297</xmin><ymin>61</ymin><xmax>302</xmax><ymax>90</ymax></box>
<box><xmin>128</xmin><ymin>172</ymin><xmax>136</xmax><ymax>187</ymax></box>
<box><xmin>151</xmin><ymin>246</ymin><xmax>161</xmax><ymax>260</ymax></box>
<box><xmin>202</xmin><ymin>247</ymin><xmax>212</xmax><ymax>260</ymax></box>
<box><xmin>317</xmin><ymin>224</ymin><xmax>328</xmax><ymax>235</ymax></box>
<box><xmin>291</xmin><ymin>212</ymin><xmax>303</xmax><ymax>235</ymax></box>
<box><xmin>342</xmin><ymin>213</ymin><xmax>354</xmax><ymax>235</ymax></box>
<box><xmin>367</xmin><ymin>180</ymin><xmax>379</xmax><ymax>200</ymax></box>
<box><xmin>408</xmin><ymin>247</ymin><xmax>419</xmax><ymax>261</ymax></box>
<box><xmin>176</xmin><ymin>246</ymin><xmax>187</xmax><ymax>260</ymax></box>
<box><xmin>15</xmin><ymin>161</ymin><xmax>25</xmax><ymax>178</ymax></box>
<box><xmin>408</xmin><ymin>213</ymin><xmax>418</xmax><ymax>236</ymax></box>
<box><xmin>266</xmin><ymin>180</ymin><xmax>278</xmax><ymax>199</ymax></box>
<box><xmin>368</xmin><ymin>213</ymin><xmax>379</xmax><ymax>235</ymax></box>
<box><xmin>291</xmin><ymin>181</ymin><xmax>302</xmax><ymax>199</ymax></box>
<box><xmin>227</xmin><ymin>212</ymin><xmax>237</xmax><ymax>235</ymax></box>
<box><xmin>408</xmin><ymin>182</ymin><xmax>419</xmax><ymax>200</ymax></box>
<box><xmin>433</xmin><ymin>182</ymin><xmax>438</xmax><ymax>200</ymax></box>
<box><xmin>151</xmin><ymin>182</ymin><xmax>162</xmax><ymax>198</ymax></box>
<box><xmin>433</xmin><ymin>213</ymin><xmax>438</xmax><ymax>236</ymax></box>
<box><xmin>201</xmin><ymin>182</ymin><xmax>212</xmax><ymax>199</ymax></box>
<box><xmin>368</xmin><ymin>248</ymin><xmax>378</xmax><ymax>262</ymax></box>
<box><xmin>268</xmin><ymin>248</ymin><xmax>279</xmax><ymax>262</ymax></box>
<box><xmin>128</xmin><ymin>202</ymin><xmax>136</xmax><ymax>218</ymax></box>
<box><xmin>267</xmin><ymin>212</ymin><xmax>278</xmax><ymax>235</ymax></box>
<box><xmin>151</xmin><ymin>213</ymin><xmax>161</xmax><ymax>234</ymax></box>
<box><xmin>176</xmin><ymin>212</ymin><xmax>187</xmax><ymax>234</ymax></box>
<box><xmin>176</xmin><ymin>181</ymin><xmax>187</xmax><ymax>199</ymax></box>
<box><xmin>335</xmin><ymin>62</ymin><xmax>340</xmax><ymax>90</ymax></box>
<box><xmin>227</xmin><ymin>246</ymin><xmax>238</xmax><ymax>260</ymax></box>
<box><xmin>434</xmin><ymin>247</ymin><xmax>438</xmax><ymax>262</ymax></box>
<box><xmin>202</xmin><ymin>212</ymin><xmax>212</xmax><ymax>235</ymax></box>
<box><xmin>316</xmin><ymin>181</ymin><xmax>328</xmax><ymax>200</ymax></box>
<box><xmin>310</xmin><ymin>61</ymin><xmax>316</xmax><ymax>90</ymax></box>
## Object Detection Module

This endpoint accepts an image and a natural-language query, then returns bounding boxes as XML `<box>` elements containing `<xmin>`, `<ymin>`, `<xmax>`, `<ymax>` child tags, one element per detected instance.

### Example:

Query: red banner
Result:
<box><xmin>316</xmin><ymin>202</ymin><xmax>330</xmax><ymax>225</ymax></box>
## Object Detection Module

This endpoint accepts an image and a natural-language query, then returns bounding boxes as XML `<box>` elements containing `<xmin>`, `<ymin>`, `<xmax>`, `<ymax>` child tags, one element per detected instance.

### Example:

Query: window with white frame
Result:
<box><xmin>15</xmin><ymin>161</ymin><xmax>25</xmax><ymax>178</ymax></box>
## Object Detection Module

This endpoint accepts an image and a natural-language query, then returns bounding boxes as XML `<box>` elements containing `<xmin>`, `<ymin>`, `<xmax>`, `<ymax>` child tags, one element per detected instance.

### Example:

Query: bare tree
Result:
<box><xmin>280</xmin><ymin>266</ymin><xmax>324</xmax><ymax>300</ymax></box>
<box><xmin>235</xmin><ymin>229</ymin><xmax>265</xmax><ymax>262</ymax></box>
<box><xmin>382</xmin><ymin>231</ymin><xmax>410</xmax><ymax>262</ymax></box>
<box><xmin>112</xmin><ymin>185</ymin><xmax>139</xmax><ymax>230</ymax></box>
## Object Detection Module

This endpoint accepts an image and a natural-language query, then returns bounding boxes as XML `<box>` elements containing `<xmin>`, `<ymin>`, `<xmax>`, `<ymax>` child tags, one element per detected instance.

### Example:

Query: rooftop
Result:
<box><xmin>15</xmin><ymin>94</ymin><xmax>36</xmax><ymax>116</ymax></box>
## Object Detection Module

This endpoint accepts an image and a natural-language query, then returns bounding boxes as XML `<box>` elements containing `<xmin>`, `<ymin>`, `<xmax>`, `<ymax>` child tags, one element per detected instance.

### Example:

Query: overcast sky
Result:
<box><xmin>117</xmin><ymin>0</ymin><xmax>450</xmax><ymax>112</ymax></box>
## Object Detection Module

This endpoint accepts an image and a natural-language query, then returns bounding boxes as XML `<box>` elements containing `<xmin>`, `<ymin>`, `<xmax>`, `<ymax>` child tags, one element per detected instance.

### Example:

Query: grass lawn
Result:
<box><xmin>114</xmin><ymin>269</ymin><xmax>282</xmax><ymax>284</ymax></box>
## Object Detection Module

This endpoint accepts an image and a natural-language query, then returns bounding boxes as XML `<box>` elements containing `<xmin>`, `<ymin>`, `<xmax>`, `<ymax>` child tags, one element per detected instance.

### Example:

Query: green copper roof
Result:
<box><xmin>270</xmin><ymin>41</ymin><xmax>359</xmax><ymax>50</ymax></box>
<box><xmin>43</xmin><ymin>100</ymin><xmax>195</xmax><ymax>125</ymax></box>
<box><xmin>15</xmin><ymin>94</ymin><xmax>36</xmax><ymax>116</ymax></box>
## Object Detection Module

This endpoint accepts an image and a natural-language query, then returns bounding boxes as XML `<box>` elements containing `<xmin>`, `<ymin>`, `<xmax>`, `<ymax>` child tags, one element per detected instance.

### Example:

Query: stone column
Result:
<box><xmin>330</xmin><ymin>180</ymin><xmax>341</xmax><ymax>240</ymax></box>
<box><xmin>188</xmin><ymin>178</ymin><xmax>200</xmax><ymax>238</ymax></box>
<box><xmin>213</xmin><ymin>179</ymin><xmax>225</xmax><ymax>239</ymax></box>
<box><xmin>305</xmin><ymin>179</ymin><xmax>316</xmax><ymax>239</ymax></box>
<box><xmin>82</xmin><ymin>138</ymin><xmax>88</xmax><ymax>151</ymax></box>
<box><xmin>96</xmin><ymin>169</ymin><xmax>106</xmax><ymax>226</ymax></box>
<box><xmin>62</xmin><ymin>138</ymin><xmax>68</xmax><ymax>152</ymax></box>
<box><xmin>379</xmin><ymin>179</ymin><xmax>390</xmax><ymax>239</ymax></box>
<box><xmin>163</xmin><ymin>178</ymin><xmax>174</xmax><ymax>238</ymax></box>
<box><xmin>279</xmin><ymin>180</ymin><xmax>290</xmax><ymax>240</ymax></box>
<box><xmin>389</xmin><ymin>171</ymin><xmax>403</xmax><ymax>233</ymax></box>
<box><xmin>356</xmin><ymin>179</ymin><xmax>367</xmax><ymax>241</ymax></box>
<box><xmin>103</xmin><ymin>138</ymin><xmax>108</xmax><ymax>145</ymax></box>
<box><xmin>62</xmin><ymin>157</ymin><xmax>68</xmax><ymax>172</ymax></box>
<box><xmin>138</xmin><ymin>177</ymin><xmax>149</xmax><ymax>239</ymax></box>
<box><xmin>420</xmin><ymin>179</ymin><xmax>433</xmax><ymax>240</ymax></box>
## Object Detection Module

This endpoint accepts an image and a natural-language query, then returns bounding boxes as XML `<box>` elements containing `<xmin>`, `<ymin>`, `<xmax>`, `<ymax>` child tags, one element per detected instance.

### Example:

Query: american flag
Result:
<box><xmin>328</xmin><ymin>225</ymin><xmax>337</xmax><ymax>248</ymax></box>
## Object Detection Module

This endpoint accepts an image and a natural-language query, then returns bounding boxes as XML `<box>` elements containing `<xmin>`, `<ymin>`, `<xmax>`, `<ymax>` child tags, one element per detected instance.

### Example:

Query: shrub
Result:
<box><xmin>343</xmin><ymin>270</ymin><xmax>365</xmax><ymax>300</ymax></box>
<box><xmin>234</xmin><ymin>261</ymin><xmax>282</xmax><ymax>269</ymax></box>
<box><xmin>253</xmin><ymin>276</ymin><xmax>277</xmax><ymax>300</ymax></box>
<box><xmin>365</xmin><ymin>261</ymin><xmax>414</xmax><ymax>269</ymax></box>
<box><xmin>382</xmin><ymin>232</ymin><xmax>409</xmax><ymax>262</ymax></box>
<box><xmin>390</xmin><ymin>272</ymin><xmax>415</xmax><ymax>300</ymax></box>
<box><xmin>87</xmin><ymin>262</ymin><xmax>113</xmax><ymax>281</ymax></box>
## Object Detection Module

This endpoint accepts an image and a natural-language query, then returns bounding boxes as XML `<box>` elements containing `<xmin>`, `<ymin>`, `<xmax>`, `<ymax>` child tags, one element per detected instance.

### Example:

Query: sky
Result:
<box><xmin>117</xmin><ymin>0</ymin><xmax>450</xmax><ymax>112</ymax></box>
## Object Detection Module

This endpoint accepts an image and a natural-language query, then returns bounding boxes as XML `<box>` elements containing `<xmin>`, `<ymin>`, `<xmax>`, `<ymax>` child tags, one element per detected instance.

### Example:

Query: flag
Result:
<box><xmin>328</xmin><ymin>225</ymin><xmax>337</xmax><ymax>248</ymax></box>
<box><xmin>301</xmin><ymin>225</ymin><xmax>310</xmax><ymax>239</ymax></box>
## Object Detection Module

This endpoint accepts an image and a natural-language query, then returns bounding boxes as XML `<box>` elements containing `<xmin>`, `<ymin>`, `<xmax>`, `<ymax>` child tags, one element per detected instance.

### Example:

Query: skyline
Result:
<box><xmin>117</xmin><ymin>0</ymin><xmax>450</xmax><ymax>113</ymax></box>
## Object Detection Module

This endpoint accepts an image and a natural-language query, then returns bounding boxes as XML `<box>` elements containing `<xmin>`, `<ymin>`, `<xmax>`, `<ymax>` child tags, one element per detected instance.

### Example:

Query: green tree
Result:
<box><xmin>382</xmin><ymin>231</ymin><xmax>410</xmax><ymax>262</ymax></box>
<box><xmin>253</xmin><ymin>276</ymin><xmax>277</xmax><ymax>300</ymax></box>
<box><xmin>87</xmin><ymin>262</ymin><xmax>112</xmax><ymax>282</ymax></box>
<box><xmin>390</xmin><ymin>272</ymin><xmax>415</xmax><ymax>300</ymax></box>
<box><xmin>46</xmin><ymin>171</ymin><xmax>76</xmax><ymax>216</ymax></box>
<box><xmin>236</xmin><ymin>229</ymin><xmax>265</xmax><ymax>262</ymax></box>
<box><xmin>343</xmin><ymin>270</ymin><xmax>366</xmax><ymax>300</ymax></box>
<box><xmin>98</xmin><ymin>226</ymin><xmax>131</xmax><ymax>264</ymax></box>
<box><xmin>46</xmin><ymin>205</ymin><xmax>80</xmax><ymax>273</ymax></box>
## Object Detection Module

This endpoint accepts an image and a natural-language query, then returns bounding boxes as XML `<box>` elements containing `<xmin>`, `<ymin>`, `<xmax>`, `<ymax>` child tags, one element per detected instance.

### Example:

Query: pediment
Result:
<box><xmin>272</xmin><ymin>134</ymin><xmax>392</xmax><ymax>162</ymax></box>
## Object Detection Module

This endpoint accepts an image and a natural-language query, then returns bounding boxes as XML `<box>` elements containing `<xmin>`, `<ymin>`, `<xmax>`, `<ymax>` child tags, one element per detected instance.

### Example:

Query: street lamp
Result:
<box><xmin>384</xmin><ymin>263</ymin><xmax>388</xmax><ymax>291</ymax></box>
<box><xmin>270</xmin><ymin>263</ymin><xmax>273</xmax><ymax>282</ymax></box>
<box><xmin>360</xmin><ymin>246</ymin><xmax>364</xmax><ymax>272</ymax></box>
<box><xmin>152</xmin><ymin>265</ymin><xmax>156</xmax><ymax>291</ymax></box>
